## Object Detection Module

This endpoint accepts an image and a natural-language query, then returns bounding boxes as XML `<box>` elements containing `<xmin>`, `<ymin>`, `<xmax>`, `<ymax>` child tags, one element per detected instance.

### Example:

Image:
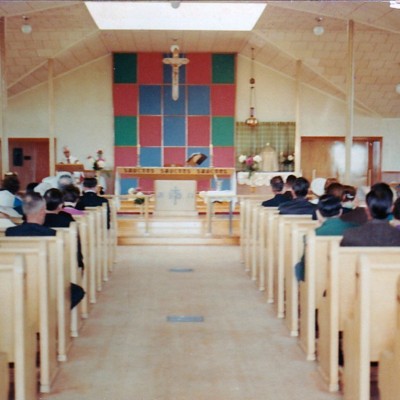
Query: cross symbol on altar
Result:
<box><xmin>162</xmin><ymin>45</ymin><xmax>189</xmax><ymax>101</ymax></box>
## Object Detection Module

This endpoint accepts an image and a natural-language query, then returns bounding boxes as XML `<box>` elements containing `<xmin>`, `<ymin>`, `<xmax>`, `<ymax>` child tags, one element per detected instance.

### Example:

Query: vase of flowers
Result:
<box><xmin>128</xmin><ymin>187</ymin><xmax>145</xmax><ymax>205</ymax></box>
<box><xmin>87</xmin><ymin>149</ymin><xmax>106</xmax><ymax>171</ymax></box>
<box><xmin>238</xmin><ymin>154</ymin><xmax>262</xmax><ymax>177</ymax></box>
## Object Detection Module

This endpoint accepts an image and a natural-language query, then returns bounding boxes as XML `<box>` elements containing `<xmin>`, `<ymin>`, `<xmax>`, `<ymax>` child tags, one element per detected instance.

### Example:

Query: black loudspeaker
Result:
<box><xmin>12</xmin><ymin>148</ymin><xmax>24</xmax><ymax>166</ymax></box>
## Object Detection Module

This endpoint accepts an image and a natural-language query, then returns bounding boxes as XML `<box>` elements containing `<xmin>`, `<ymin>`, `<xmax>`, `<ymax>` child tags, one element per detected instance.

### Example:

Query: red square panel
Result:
<box><xmin>188</xmin><ymin>116</ymin><xmax>210</xmax><ymax>146</ymax></box>
<box><xmin>197</xmin><ymin>180</ymin><xmax>211</xmax><ymax>191</ymax></box>
<box><xmin>114</xmin><ymin>146</ymin><xmax>137</xmax><ymax>167</ymax></box>
<box><xmin>186</xmin><ymin>53</ymin><xmax>211</xmax><ymax>84</ymax></box>
<box><xmin>137</xmin><ymin>53</ymin><xmax>163</xmax><ymax>84</ymax></box>
<box><xmin>139</xmin><ymin>116</ymin><xmax>162</xmax><ymax>146</ymax></box>
<box><xmin>211</xmin><ymin>85</ymin><xmax>235</xmax><ymax>116</ymax></box>
<box><xmin>138</xmin><ymin>179</ymin><xmax>154</xmax><ymax>192</ymax></box>
<box><xmin>163</xmin><ymin>147</ymin><xmax>186</xmax><ymax>166</ymax></box>
<box><xmin>113</xmin><ymin>84</ymin><xmax>137</xmax><ymax>116</ymax></box>
<box><xmin>213</xmin><ymin>146</ymin><xmax>235</xmax><ymax>167</ymax></box>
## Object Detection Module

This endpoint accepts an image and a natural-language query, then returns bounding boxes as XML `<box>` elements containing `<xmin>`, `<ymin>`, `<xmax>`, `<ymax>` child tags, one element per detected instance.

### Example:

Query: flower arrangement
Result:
<box><xmin>87</xmin><ymin>150</ymin><xmax>106</xmax><ymax>171</ymax></box>
<box><xmin>128</xmin><ymin>187</ymin><xmax>145</xmax><ymax>205</ymax></box>
<box><xmin>238</xmin><ymin>154</ymin><xmax>262</xmax><ymax>176</ymax></box>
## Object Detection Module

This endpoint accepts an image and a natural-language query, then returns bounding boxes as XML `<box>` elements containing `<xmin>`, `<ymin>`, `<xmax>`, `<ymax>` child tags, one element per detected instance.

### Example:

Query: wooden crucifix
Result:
<box><xmin>162</xmin><ymin>45</ymin><xmax>189</xmax><ymax>101</ymax></box>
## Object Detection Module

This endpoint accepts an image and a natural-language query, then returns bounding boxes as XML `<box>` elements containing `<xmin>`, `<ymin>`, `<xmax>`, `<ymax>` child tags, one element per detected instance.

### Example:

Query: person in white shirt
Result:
<box><xmin>61</xmin><ymin>146</ymin><xmax>79</xmax><ymax>164</ymax></box>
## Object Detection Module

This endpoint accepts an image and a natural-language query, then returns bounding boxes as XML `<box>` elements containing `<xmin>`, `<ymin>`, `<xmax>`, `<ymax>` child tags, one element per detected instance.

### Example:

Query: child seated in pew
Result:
<box><xmin>341</xmin><ymin>182</ymin><xmax>400</xmax><ymax>247</ymax></box>
<box><xmin>5</xmin><ymin>192</ymin><xmax>85</xmax><ymax>309</ymax></box>
<box><xmin>295</xmin><ymin>195</ymin><xmax>358</xmax><ymax>281</ymax></box>
<box><xmin>62</xmin><ymin>185</ymin><xmax>84</xmax><ymax>216</ymax></box>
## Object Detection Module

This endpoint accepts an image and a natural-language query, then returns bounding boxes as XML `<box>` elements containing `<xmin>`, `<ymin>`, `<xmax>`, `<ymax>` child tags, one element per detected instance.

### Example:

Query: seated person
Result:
<box><xmin>5</xmin><ymin>193</ymin><xmax>85</xmax><ymax>309</ymax></box>
<box><xmin>315</xmin><ymin>195</ymin><xmax>358</xmax><ymax>236</ymax></box>
<box><xmin>261</xmin><ymin>175</ymin><xmax>291</xmax><ymax>207</ymax></box>
<box><xmin>43</xmin><ymin>188</ymin><xmax>84</xmax><ymax>269</ymax></box>
<box><xmin>62</xmin><ymin>184</ymin><xmax>84</xmax><ymax>216</ymax></box>
<box><xmin>341</xmin><ymin>182</ymin><xmax>400</xmax><ymax>246</ymax></box>
<box><xmin>278</xmin><ymin>177</ymin><xmax>316</xmax><ymax>215</ymax></box>
<box><xmin>43</xmin><ymin>188</ymin><xmax>75</xmax><ymax>227</ymax></box>
<box><xmin>1</xmin><ymin>173</ymin><xmax>23</xmax><ymax>215</ymax></box>
<box><xmin>392</xmin><ymin>197</ymin><xmax>400</xmax><ymax>230</ymax></box>
<box><xmin>76</xmin><ymin>177</ymin><xmax>110</xmax><ymax>229</ymax></box>
<box><xmin>283</xmin><ymin>174</ymin><xmax>296</xmax><ymax>200</ymax></box>
<box><xmin>340</xmin><ymin>185</ymin><xmax>369</xmax><ymax>225</ymax></box>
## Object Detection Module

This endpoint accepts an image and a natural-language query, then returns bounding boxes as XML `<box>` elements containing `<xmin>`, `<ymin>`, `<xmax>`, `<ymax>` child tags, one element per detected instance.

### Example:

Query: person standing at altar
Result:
<box><xmin>260</xmin><ymin>143</ymin><xmax>279</xmax><ymax>171</ymax></box>
<box><xmin>61</xmin><ymin>146</ymin><xmax>80</xmax><ymax>164</ymax></box>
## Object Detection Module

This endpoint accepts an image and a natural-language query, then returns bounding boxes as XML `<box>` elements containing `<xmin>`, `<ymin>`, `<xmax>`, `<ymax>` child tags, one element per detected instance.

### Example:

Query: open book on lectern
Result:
<box><xmin>186</xmin><ymin>153</ymin><xmax>207</xmax><ymax>167</ymax></box>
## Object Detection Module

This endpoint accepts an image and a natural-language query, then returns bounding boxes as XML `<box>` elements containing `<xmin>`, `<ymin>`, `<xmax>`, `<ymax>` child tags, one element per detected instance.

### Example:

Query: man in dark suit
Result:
<box><xmin>261</xmin><ymin>175</ymin><xmax>292</xmax><ymax>207</ymax></box>
<box><xmin>6</xmin><ymin>192</ymin><xmax>85</xmax><ymax>309</ymax></box>
<box><xmin>341</xmin><ymin>182</ymin><xmax>400</xmax><ymax>246</ymax></box>
<box><xmin>76</xmin><ymin>177</ymin><xmax>110</xmax><ymax>229</ymax></box>
<box><xmin>278</xmin><ymin>177</ymin><xmax>316</xmax><ymax>215</ymax></box>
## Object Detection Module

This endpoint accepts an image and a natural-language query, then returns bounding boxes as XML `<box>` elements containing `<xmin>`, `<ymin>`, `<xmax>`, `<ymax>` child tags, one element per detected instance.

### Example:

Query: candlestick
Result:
<box><xmin>209</xmin><ymin>144</ymin><xmax>213</xmax><ymax>156</ymax></box>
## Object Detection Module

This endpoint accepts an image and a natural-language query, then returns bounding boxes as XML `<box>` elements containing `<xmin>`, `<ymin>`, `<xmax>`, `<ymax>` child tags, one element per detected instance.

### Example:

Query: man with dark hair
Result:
<box><xmin>341</xmin><ymin>182</ymin><xmax>400</xmax><ymax>246</ymax></box>
<box><xmin>76</xmin><ymin>177</ymin><xmax>110</xmax><ymax>228</ymax></box>
<box><xmin>278</xmin><ymin>177</ymin><xmax>316</xmax><ymax>215</ymax></box>
<box><xmin>261</xmin><ymin>175</ymin><xmax>291</xmax><ymax>207</ymax></box>
<box><xmin>5</xmin><ymin>192</ymin><xmax>85</xmax><ymax>309</ymax></box>
<box><xmin>315</xmin><ymin>194</ymin><xmax>358</xmax><ymax>236</ymax></box>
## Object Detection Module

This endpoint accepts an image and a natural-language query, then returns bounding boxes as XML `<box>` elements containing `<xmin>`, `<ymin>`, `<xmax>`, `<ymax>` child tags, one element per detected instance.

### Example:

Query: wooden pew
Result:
<box><xmin>256</xmin><ymin>207</ymin><xmax>278</xmax><ymax>293</ymax></box>
<box><xmin>275</xmin><ymin>214</ymin><xmax>313</xmax><ymax>319</ymax></box>
<box><xmin>285</xmin><ymin>219</ymin><xmax>317</xmax><ymax>336</ymax></box>
<box><xmin>240</xmin><ymin>198</ymin><xmax>264</xmax><ymax>273</ymax></box>
<box><xmin>0</xmin><ymin>235</ymin><xmax>67</xmax><ymax>393</ymax></box>
<box><xmin>342</xmin><ymin>254</ymin><xmax>400</xmax><ymax>400</ymax></box>
<box><xmin>107</xmin><ymin>196</ymin><xmax>118</xmax><ymax>271</ymax></box>
<box><xmin>73</xmin><ymin>213</ymin><xmax>91</xmax><ymax>316</ymax></box>
<box><xmin>379</xmin><ymin>277</ymin><xmax>400</xmax><ymax>400</ymax></box>
<box><xmin>0</xmin><ymin>352</ymin><xmax>8</xmax><ymax>400</ymax></box>
<box><xmin>55</xmin><ymin>222</ymin><xmax>82</xmax><ymax>338</ymax></box>
<box><xmin>317</xmin><ymin>242</ymin><xmax>400</xmax><ymax>392</ymax></box>
<box><xmin>298</xmin><ymin>232</ymin><xmax>342</xmax><ymax>361</ymax></box>
<box><xmin>86</xmin><ymin>206</ymin><xmax>107</xmax><ymax>290</ymax></box>
<box><xmin>0</xmin><ymin>255</ymin><xmax>37</xmax><ymax>400</ymax></box>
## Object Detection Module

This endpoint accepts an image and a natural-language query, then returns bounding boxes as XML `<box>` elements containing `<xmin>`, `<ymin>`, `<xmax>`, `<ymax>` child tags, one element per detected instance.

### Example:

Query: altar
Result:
<box><xmin>115</xmin><ymin>167</ymin><xmax>236</xmax><ymax>194</ymax></box>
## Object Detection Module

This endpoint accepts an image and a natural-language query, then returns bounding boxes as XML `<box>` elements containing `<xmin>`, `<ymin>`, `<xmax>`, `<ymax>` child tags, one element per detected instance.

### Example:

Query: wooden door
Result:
<box><xmin>300</xmin><ymin>137</ymin><xmax>381</xmax><ymax>186</ymax></box>
<box><xmin>8</xmin><ymin>138</ymin><xmax>50</xmax><ymax>191</ymax></box>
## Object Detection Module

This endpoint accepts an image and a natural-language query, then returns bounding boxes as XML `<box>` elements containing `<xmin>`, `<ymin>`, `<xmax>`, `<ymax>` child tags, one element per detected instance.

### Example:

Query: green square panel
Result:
<box><xmin>212</xmin><ymin>54</ymin><xmax>235</xmax><ymax>84</ymax></box>
<box><xmin>114</xmin><ymin>53</ymin><xmax>137</xmax><ymax>83</ymax></box>
<box><xmin>115</xmin><ymin>116</ymin><xmax>137</xmax><ymax>146</ymax></box>
<box><xmin>212</xmin><ymin>117</ymin><xmax>234</xmax><ymax>146</ymax></box>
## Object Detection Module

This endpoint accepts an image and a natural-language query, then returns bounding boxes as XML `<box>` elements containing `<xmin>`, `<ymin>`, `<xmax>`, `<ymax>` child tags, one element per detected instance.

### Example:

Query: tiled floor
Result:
<box><xmin>41</xmin><ymin>246</ymin><xmax>342</xmax><ymax>400</ymax></box>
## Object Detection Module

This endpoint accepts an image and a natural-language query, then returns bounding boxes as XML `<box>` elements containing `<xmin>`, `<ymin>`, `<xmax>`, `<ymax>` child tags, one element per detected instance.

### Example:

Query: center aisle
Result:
<box><xmin>43</xmin><ymin>246</ymin><xmax>341</xmax><ymax>400</ymax></box>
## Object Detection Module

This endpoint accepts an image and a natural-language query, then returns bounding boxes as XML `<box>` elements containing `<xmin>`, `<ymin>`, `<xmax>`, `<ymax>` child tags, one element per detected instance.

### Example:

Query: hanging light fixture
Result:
<box><xmin>245</xmin><ymin>47</ymin><xmax>259</xmax><ymax>127</ymax></box>
<box><xmin>313</xmin><ymin>17</ymin><xmax>324</xmax><ymax>36</ymax></box>
<box><xmin>21</xmin><ymin>16</ymin><xmax>32</xmax><ymax>34</ymax></box>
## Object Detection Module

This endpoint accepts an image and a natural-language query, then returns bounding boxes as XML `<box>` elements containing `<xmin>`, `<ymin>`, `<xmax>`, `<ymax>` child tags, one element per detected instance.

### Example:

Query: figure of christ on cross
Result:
<box><xmin>162</xmin><ymin>45</ymin><xmax>189</xmax><ymax>101</ymax></box>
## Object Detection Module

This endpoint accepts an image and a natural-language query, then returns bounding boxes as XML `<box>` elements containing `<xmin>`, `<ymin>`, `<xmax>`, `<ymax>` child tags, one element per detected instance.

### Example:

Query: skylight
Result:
<box><xmin>84</xmin><ymin>1</ymin><xmax>266</xmax><ymax>31</ymax></box>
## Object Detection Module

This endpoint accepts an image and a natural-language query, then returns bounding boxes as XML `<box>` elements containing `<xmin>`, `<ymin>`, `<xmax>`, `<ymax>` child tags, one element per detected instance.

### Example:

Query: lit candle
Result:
<box><xmin>210</xmin><ymin>144</ymin><xmax>213</xmax><ymax>156</ymax></box>
<box><xmin>137</xmin><ymin>143</ymin><xmax>141</xmax><ymax>154</ymax></box>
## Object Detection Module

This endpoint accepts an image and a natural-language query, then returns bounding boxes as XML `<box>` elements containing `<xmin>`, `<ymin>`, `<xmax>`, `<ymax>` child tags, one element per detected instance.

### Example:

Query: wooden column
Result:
<box><xmin>344</xmin><ymin>20</ymin><xmax>355</xmax><ymax>184</ymax></box>
<box><xmin>294</xmin><ymin>60</ymin><xmax>302</xmax><ymax>177</ymax></box>
<box><xmin>0</xmin><ymin>17</ymin><xmax>8</xmax><ymax>176</ymax></box>
<box><xmin>48</xmin><ymin>59</ymin><xmax>55</xmax><ymax>176</ymax></box>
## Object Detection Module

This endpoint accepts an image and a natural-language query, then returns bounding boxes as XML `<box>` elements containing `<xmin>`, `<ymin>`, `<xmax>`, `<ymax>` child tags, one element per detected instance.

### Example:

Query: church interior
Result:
<box><xmin>1</xmin><ymin>1</ymin><xmax>400</xmax><ymax>399</ymax></box>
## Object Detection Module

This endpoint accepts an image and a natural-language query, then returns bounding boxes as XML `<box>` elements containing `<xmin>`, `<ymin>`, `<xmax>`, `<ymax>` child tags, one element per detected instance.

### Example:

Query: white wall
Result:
<box><xmin>7</xmin><ymin>53</ymin><xmax>400</xmax><ymax>172</ymax></box>
<box><xmin>7</xmin><ymin>56</ymin><xmax>114</xmax><ymax>167</ymax></box>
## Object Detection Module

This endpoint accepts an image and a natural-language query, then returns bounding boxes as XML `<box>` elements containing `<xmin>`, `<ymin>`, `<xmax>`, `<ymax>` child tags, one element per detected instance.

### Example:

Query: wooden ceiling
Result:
<box><xmin>1</xmin><ymin>1</ymin><xmax>399</xmax><ymax>117</ymax></box>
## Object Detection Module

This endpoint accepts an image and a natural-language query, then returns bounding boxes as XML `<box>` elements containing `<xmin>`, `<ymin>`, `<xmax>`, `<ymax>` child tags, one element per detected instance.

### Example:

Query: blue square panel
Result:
<box><xmin>120</xmin><ymin>178</ymin><xmax>138</xmax><ymax>195</ymax></box>
<box><xmin>164</xmin><ymin>117</ymin><xmax>186</xmax><ymax>146</ymax></box>
<box><xmin>139</xmin><ymin>85</ymin><xmax>161</xmax><ymax>115</ymax></box>
<box><xmin>140</xmin><ymin>147</ymin><xmax>162</xmax><ymax>167</ymax></box>
<box><xmin>163</xmin><ymin>58</ymin><xmax>187</xmax><ymax>84</ymax></box>
<box><xmin>187</xmin><ymin>147</ymin><xmax>210</xmax><ymax>167</ymax></box>
<box><xmin>163</xmin><ymin>86</ymin><xmax>185</xmax><ymax>115</ymax></box>
<box><xmin>188</xmin><ymin>86</ymin><xmax>210</xmax><ymax>115</ymax></box>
